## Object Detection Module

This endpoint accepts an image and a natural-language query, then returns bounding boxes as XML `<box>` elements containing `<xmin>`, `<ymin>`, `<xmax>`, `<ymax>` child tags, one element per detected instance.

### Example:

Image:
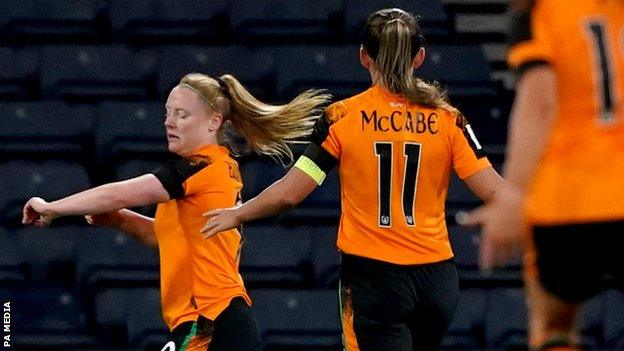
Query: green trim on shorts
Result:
<box><xmin>338</xmin><ymin>280</ymin><xmax>348</xmax><ymax>351</ymax></box>
<box><xmin>179</xmin><ymin>322</ymin><xmax>197</xmax><ymax>351</ymax></box>
<box><xmin>294</xmin><ymin>155</ymin><xmax>327</xmax><ymax>185</ymax></box>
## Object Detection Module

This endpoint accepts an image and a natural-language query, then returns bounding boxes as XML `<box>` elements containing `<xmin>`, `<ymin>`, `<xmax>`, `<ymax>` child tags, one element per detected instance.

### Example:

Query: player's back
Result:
<box><xmin>321</xmin><ymin>85</ymin><xmax>489</xmax><ymax>265</ymax></box>
<box><xmin>508</xmin><ymin>0</ymin><xmax>624</xmax><ymax>224</ymax></box>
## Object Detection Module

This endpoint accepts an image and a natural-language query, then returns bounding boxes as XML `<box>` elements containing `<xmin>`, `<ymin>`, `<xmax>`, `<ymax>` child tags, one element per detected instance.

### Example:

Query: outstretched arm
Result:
<box><xmin>201</xmin><ymin>167</ymin><xmax>319</xmax><ymax>237</ymax></box>
<box><xmin>23</xmin><ymin>174</ymin><xmax>170</xmax><ymax>227</ymax></box>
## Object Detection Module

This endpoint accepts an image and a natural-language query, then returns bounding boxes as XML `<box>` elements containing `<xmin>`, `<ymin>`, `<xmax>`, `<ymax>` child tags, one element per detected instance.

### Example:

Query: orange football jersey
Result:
<box><xmin>508</xmin><ymin>0</ymin><xmax>624</xmax><ymax>224</ymax></box>
<box><xmin>152</xmin><ymin>145</ymin><xmax>250</xmax><ymax>330</ymax></box>
<box><xmin>297</xmin><ymin>85</ymin><xmax>491</xmax><ymax>265</ymax></box>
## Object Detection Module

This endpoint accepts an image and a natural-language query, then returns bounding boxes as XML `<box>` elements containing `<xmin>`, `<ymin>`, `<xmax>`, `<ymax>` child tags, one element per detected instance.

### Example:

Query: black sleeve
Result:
<box><xmin>302</xmin><ymin>142</ymin><xmax>338</xmax><ymax>174</ymax></box>
<box><xmin>302</xmin><ymin>112</ymin><xmax>338</xmax><ymax>173</ymax></box>
<box><xmin>309</xmin><ymin>111</ymin><xmax>332</xmax><ymax>146</ymax></box>
<box><xmin>455</xmin><ymin>114</ymin><xmax>487</xmax><ymax>159</ymax></box>
<box><xmin>151</xmin><ymin>157</ymin><xmax>209</xmax><ymax>199</ymax></box>
<box><xmin>507</xmin><ymin>0</ymin><xmax>551</xmax><ymax>76</ymax></box>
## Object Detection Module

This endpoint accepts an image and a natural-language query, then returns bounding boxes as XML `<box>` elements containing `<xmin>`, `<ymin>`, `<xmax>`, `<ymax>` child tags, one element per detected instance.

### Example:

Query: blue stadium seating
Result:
<box><xmin>0</xmin><ymin>0</ymin><xmax>107</xmax><ymax>44</ymax></box>
<box><xmin>0</xmin><ymin>101</ymin><xmax>93</xmax><ymax>158</ymax></box>
<box><xmin>0</xmin><ymin>286</ymin><xmax>97</xmax><ymax>349</ymax></box>
<box><xmin>75</xmin><ymin>227</ymin><xmax>159</xmax><ymax>292</ymax></box>
<box><xmin>308</xmin><ymin>225</ymin><xmax>340</xmax><ymax>288</ymax></box>
<box><xmin>231</xmin><ymin>0</ymin><xmax>342</xmax><ymax>44</ymax></box>
<box><xmin>40</xmin><ymin>45</ymin><xmax>152</xmax><ymax>102</ymax></box>
<box><xmin>157</xmin><ymin>45</ymin><xmax>277</xmax><ymax>101</ymax></box>
<box><xmin>0</xmin><ymin>47</ymin><xmax>38</xmax><ymax>99</ymax></box>
<box><xmin>447</xmin><ymin>173</ymin><xmax>480</xmax><ymax>208</ymax></box>
<box><xmin>241</xmin><ymin>224</ymin><xmax>313</xmax><ymax>289</ymax></box>
<box><xmin>251</xmin><ymin>289</ymin><xmax>342</xmax><ymax>349</ymax></box>
<box><xmin>577</xmin><ymin>292</ymin><xmax>605</xmax><ymax>349</ymax></box>
<box><xmin>0</xmin><ymin>228</ymin><xmax>26</xmax><ymax>284</ymax></box>
<box><xmin>109</xmin><ymin>0</ymin><xmax>230</xmax><ymax>44</ymax></box>
<box><xmin>281</xmin><ymin>170</ymin><xmax>340</xmax><ymax>223</ymax></box>
<box><xmin>240</xmin><ymin>158</ymin><xmax>289</xmax><ymax>201</ymax></box>
<box><xmin>0</xmin><ymin>160</ymin><xmax>91</xmax><ymax>226</ymax></box>
<box><xmin>441</xmin><ymin>289</ymin><xmax>487</xmax><ymax>350</ymax></box>
<box><xmin>448</xmin><ymin>224</ymin><xmax>480</xmax><ymax>271</ymax></box>
<box><xmin>275</xmin><ymin>45</ymin><xmax>369</xmax><ymax>101</ymax></box>
<box><xmin>485</xmin><ymin>288</ymin><xmax>527</xmax><ymax>350</ymax></box>
<box><xmin>604</xmin><ymin>290</ymin><xmax>624</xmax><ymax>349</ymax></box>
<box><xmin>15</xmin><ymin>225</ymin><xmax>83</xmax><ymax>283</ymax></box>
<box><xmin>94</xmin><ymin>101</ymin><xmax>168</xmax><ymax>164</ymax></box>
<box><xmin>418</xmin><ymin>45</ymin><xmax>494</xmax><ymax>97</ymax></box>
<box><xmin>343</xmin><ymin>0</ymin><xmax>449</xmax><ymax>39</ymax></box>
<box><xmin>125</xmin><ymin>288</ymin><xmax>168</xmax><ymax>349</ymax></box>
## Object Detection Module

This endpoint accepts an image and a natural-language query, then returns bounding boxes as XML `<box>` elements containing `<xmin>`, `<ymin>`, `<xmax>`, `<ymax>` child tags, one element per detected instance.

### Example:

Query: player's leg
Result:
<box><xmin>526</xmin><ymin>225</ymin><xmax>603</xmax><ymax>351</ymax></box>
<box><xmin>340</xmin><ymin>254</ymin><xmax>415</xmax><ymax>351</ymax></box>
<box><xmin>407</xmin><ymin>259</ymin><xmax>459</xmax><ymax>351</ymax></box>
<box><xmin>209</xmin><ymin>297</ymin><xmax>261</xmax><ymax>351</ymax></box>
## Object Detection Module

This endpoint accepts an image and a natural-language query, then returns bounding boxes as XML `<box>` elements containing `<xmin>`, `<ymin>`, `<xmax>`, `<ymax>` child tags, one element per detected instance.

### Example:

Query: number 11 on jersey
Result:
<box><xmin>374</xmin><ymin>142</ymin><xmax>422</xmax><ymax>228</ymax></box>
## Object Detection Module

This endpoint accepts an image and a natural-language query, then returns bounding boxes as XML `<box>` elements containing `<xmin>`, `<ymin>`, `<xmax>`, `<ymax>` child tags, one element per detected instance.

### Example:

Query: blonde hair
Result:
<box><xmin>179</xmin><ymin>73</ymin><xmax>330</xmax><ymax>164</ymax></box>
<box><xmin>362</xmin><ymin>8</ymin><xmax>459</xmax><ymax>115</ymax></box>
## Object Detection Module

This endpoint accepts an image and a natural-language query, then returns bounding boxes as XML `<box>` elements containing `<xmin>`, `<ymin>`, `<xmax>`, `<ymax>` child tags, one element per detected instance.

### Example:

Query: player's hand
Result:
<box><xmin>457</xmin><ymin>187</ymin><xmax>526</xmax><ymax>271</ymax></box>
<box><xmin>85</xmin><ymin>210</ymin><xmax>124</xmax><ymax>229</ymax></box>
<box><xmin>22</xmin><ymin>197</ymin><xmax>57</xmax><ymax>227</ymax></box>
<box><xmin>201</xmin><ymin>207</ymin><xmax>241</xmax><ymax>238</ymax></box>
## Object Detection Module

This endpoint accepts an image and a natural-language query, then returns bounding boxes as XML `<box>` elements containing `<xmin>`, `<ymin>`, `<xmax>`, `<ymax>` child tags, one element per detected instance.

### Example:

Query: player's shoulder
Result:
<box><xmin>324</xmin><ymin>89</ymin><xmax>376</xmax><ymax>123</ymax></box>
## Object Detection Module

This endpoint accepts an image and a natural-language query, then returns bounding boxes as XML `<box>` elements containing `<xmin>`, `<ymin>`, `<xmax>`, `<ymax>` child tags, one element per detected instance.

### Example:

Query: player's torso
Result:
<box><xmin>330</xmin><ymin>87</ymin><xmax>456</xmax><ymax>264</ymax></box>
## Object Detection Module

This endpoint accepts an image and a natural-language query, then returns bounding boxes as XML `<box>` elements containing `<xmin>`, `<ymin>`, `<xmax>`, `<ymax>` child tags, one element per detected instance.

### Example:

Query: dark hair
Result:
<box><xmin>362</xmin><ymin>8</ymin><xmax>459</xmax><ymax>115</ymax></box>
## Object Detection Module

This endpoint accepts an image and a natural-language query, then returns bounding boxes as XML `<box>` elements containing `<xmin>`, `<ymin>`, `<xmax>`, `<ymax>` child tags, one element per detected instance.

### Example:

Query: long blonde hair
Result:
<box><xmin>179</xmin><ymin>73</ymin><xmax>330</xmax><ymax>164</ymax></box>
<box><xmin>362</xmin><ymin>8</ymin><xmax>459</xmax><ymax>115</ymax></box>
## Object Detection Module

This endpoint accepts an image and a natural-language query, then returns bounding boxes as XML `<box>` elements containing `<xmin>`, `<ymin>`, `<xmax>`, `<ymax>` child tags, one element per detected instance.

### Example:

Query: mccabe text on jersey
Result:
<box><xmin>361</xmin><ymin>110</ymin><xmax>438</xmax><ymax>134</ymax></box>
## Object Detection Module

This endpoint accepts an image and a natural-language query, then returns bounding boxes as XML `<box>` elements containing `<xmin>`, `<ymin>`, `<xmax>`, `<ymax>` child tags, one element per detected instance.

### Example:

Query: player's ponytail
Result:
<box><xmin>179</xmin><ymin>73</ymin><xmax>330</xmax><ymax>164</ymax></box>
<box><xmin>363</xmin><ymin>8</ymin><xmax>459</xmax><ymax>115</ymax></box>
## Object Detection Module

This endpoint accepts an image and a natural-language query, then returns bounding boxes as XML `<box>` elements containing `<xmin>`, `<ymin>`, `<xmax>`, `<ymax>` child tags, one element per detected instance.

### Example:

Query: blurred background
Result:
<box><xmin>0</xmin><ymin>0</ymin><xmax>622</xmax><ymax>350</ymax></box>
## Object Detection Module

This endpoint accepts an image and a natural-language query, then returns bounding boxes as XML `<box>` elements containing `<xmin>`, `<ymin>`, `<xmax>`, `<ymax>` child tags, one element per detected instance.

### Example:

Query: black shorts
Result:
<box><xmin>533</xmin><ymin>220</ymin><xmax>624</xmax><ymax>302</ymax></box>
<box><xmin>167</xmin><ymin>297</ymin><xmax>260</xmax><ymax>351</ymax></box>
<box><xmin>340</xmin><ymin>254</ymin><xmax>459</xmax><ymax>351</ymax></box>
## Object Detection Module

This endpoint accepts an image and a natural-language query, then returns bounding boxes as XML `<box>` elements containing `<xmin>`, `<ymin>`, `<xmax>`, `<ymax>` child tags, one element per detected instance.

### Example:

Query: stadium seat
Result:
<box><xmin>0</xmin><ymin>0</ymin><xmax>107</xmax><ymax>44</ymax></box>
<box><xmin>418</xmin><ymin>45</ymin><xmax>494</xmax><ymax>97</ymax></box>
<box><xmin>157</xmin><ymin>45</ymin><xmax>277</xmax><ymax>101</ymax></box>
<box><xmin>604</xmin><ymin>290</ymin><xmax>624</xmax><ymax>349</ymax></box>
<box><xmin>240</xmin><ymin>158</ymin><xmax>288</xmax><ymax>201</ymax></box>
<box><xmin>308</xmin><ymin>225</ymin><xmax>339</xmax><ymax>288</ymax></box>
<box><xmin>0</xmin><ymin>228</ymin><xmax>26</xmax><ymax>284</ymax></box>
<box><xmin>94</xmin><ymin>101</ymin><xmax>168</xmax><ymax>165</ymax></box>
<box><xmin>0</xmin><ymin>101</ymin><xmax>93</xmax><ymax>158</ymax></box>
<box><xmin>485</xmin><ymin>288</ymin><xmax>528</xmax><ymax>350</ymax></box>
<box><xmin>448</xmin><ymin>224</ymin><xmax>480</xmax><ymax>271</ymax></box>
<box><xmin>240</xmin><ymin>224</ymin><xmax>313</xmax><ymax>289</ymax></box>
<box><xmin>109</xmin><ymin>0</ymin><xmax>230</xmax><ymax>44</ymax></box>
<box><xmin>40</xmin><ymin>45</ymin><xmax>152</xmax><ymax>102</ymax></box>
<box><xmin>15</xmin><ymin>225</ymin><xmax>83</xmax><ymax>284</ymax></box>
<box><xmin>281</xmin><ymin>170</ymin><xmax>340</xmax><ymax>223</ymax></box>
<box><xmin>0</xmin><ymin>286</ymin><xmax>97</xmax><ymax>349</ymax></box>
<box><xmin>577</xmin><ymin>292</ymin><xmax>605</xmax><ymax>349</ymax></box>
<box><xmin>75</xmin><ymin>227</ymin><xmax>159</xmax><ymax>292</ymax></box>
<box><xmin>230</xmin><ymin>0</ymin><xmax>342</xmax><ymax>44</ymax></box>
<box><xmin>125</xmin><ymin>288</ymin><xmax>168</xmax><ymax>349</ymax></box>
<box><xmin>441</xmin><ymin>289</ymin><xmax>487</xmax><ymax>350</ymax></box>
<box><xmin>343</xmin><ymin>0</ymin><xmax>450</xmax><ymax>39</ymax></box>
<box><xmin>250</xmin><ymin>289</ymin><xmax>342</xmax><ymax>349</ymax></box>
<box><xmin>0</xmin><ymin>160</ymin><xmax>91</xmax><ymax>226</ymax></box>
<box><xmin>446</xmin><ymin>173</ymin><xmax>480</xmax><ymax>208</ymax></box>
<box><xmin>0</xmin><ymin>47</ymin><xmax>38</xmax><ymax>99</ymax></box>
<box><xmin>275</xmin><ymin>45</ymin><xmax>369</xmax><ymax>101</ymax></box>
